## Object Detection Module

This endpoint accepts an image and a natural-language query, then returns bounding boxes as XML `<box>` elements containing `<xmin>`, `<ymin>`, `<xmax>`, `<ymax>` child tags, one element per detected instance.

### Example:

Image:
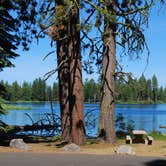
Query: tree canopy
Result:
<box><xmin>0</xmin><ymin>0</ymin><xmax>39</xmax><ymax>114</ymax></box>
<box><xmin>0</xmin><ymin>1</ymin><xmax>18</xmax><ymax>71</ymax></box>
<box><xmin>0</xmin><ymin>0</ymin><xmax>38</xmax><ymax>70</ymax></box>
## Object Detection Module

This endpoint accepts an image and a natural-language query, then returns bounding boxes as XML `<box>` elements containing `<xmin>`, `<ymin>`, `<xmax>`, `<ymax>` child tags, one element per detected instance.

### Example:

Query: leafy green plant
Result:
<box><xmin>115</xmin><ymin>113</ymin><xmax>126</xmax><ymax>131</ymax></box>
<box><xmin>149</xmin><ymin>131</ymin><xmax>166</xmax><ymax>141</ymax></box>
<box><xmin>115</xmin><ymin>113</ymin><xmax>135</xmax><ymax>138</ymax></box>
<box><xmin>0</xmin><ymin>97</ymin><xmax>7</xmax><ymax>114</ymax></box>
<box><xmin>126</xmin><ymin>119</ymin><xmax>135</xmax><ymax>134</ymax></box>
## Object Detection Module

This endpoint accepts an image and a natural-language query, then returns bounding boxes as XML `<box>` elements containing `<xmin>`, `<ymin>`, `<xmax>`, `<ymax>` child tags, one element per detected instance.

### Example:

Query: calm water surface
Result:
<box><xmin>0</xmin><ymin>103</ymin><xmax>166</xmax><ymax>136</ymax></box>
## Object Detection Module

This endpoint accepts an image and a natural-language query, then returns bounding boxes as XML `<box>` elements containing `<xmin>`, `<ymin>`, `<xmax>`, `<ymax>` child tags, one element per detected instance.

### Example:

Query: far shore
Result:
<box><xmin>3</xmin><ymin>100</ymin><xmax>166</xmax><ymax>111</ymax></box>
<box><xmin>2</xmin><ymin>104</ymin><xmax>31</xmax><ymax>111</ymax></box>
<box><xmin>5</xmin><ymin>100</ymin><xmax>166</xmax><ymax>105</ymax></box>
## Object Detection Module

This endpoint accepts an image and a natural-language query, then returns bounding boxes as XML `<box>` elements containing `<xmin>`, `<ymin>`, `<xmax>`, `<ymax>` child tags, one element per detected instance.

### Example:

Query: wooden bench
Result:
<box><xmin>126</xmin><ymin>135</ymin><xmax>132</xmax><ymax>144</ymax></box>
<box><xmin>160</xmin><ymin>126</ymin><xmax>166</xmax><ymax>129</ymax></box>
<box><xmin>147</xmin><ymin>136</ymin><xmax>153</xmax><ymax>145</ymax></box>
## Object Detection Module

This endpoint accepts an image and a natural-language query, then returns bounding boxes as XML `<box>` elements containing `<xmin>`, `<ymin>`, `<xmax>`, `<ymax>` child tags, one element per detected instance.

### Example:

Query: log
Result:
<box><xmin>159</xmin><ymin>126</ymin><xmax>166</xmax><ymax>129</ymax></box>
<box><xmin>13</xmin><ymin>124</ymin><xmax>60</xmax><ymax>132</ymax></box>
<box><xmin>0</xmin><ymin>117</ymin><xmax>61</xmax><ymax>134</ymax></box>
<box><xmin>0</xmin><ymin>124</ymin><xmax>61</xmax><ymax>140</ymax></box>
<box><xmin>0</xmin><ymin>120</ymin><xmax>7</xmax><ymax>127</ymax></box>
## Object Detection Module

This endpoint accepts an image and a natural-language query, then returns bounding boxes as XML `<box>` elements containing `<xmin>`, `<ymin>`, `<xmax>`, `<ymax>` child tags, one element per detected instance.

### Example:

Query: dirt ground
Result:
<box><xmin>0</xmin><ymin>140</ymin><xmax>166</xmax><ymax>157</ymax></box>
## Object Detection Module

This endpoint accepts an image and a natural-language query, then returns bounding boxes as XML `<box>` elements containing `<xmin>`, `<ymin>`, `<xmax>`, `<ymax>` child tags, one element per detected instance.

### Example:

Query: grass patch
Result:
<box><xmin>149</xmin><ymin>132</ymin><xmax>166</xmax><ymax>141</ymax></box>
<box><xmin>116</xmin><ymin>100</ymin><xmax>155</xmax><ymax>104</ymax></box>
<box><xmin>10</xmin><ymin>101</ymin><xmax>59</xmax><ymax>103</ymax></box>
<box><xmin>2</xmin><ymin>104</ymin><xmax>31</xmax><ymax>110</ymax></box>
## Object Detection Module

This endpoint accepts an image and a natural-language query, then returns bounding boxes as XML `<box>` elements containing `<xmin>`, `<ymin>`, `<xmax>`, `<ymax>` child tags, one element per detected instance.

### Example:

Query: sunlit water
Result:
<box><xmin>0</xmin><ymin>102</ymin><xmax>166</xmax><ymax>136</ymax></box>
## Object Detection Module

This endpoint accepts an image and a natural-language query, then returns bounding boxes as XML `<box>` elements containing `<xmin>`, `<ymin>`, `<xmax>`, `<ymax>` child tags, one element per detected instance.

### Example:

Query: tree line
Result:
<box><xmin>0</xmin><ymin>78</ymin><xmax>58</xmax><ymax>102</ymax></box>
<box><xmin>1</xmin><ymin>74</ymin><xmax>165</xmax><ymax>103</ymax></box>
<box><xmin>116</xmin><ymin>74</ymin><xmax>166</xmax><ymax>103</ymax></box>
<box><xmin>84</xmin><ymin>75</ymin><xmax>166</xmax><ymax>104</ymax></box>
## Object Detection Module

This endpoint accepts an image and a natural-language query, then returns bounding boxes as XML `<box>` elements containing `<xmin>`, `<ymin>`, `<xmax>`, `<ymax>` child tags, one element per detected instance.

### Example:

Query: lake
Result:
<box><xmin>0</xmin><ymin>102</ymin><xmax>166</xmax><ymax>136</ymax></box>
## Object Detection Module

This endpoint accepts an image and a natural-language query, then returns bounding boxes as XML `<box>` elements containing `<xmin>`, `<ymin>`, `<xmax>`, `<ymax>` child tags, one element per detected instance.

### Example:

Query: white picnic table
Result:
<box><xmin>126</xmin><ymin>130</ymin><xmax>153</xmax><ymax>145</ymax></box>
<box><xmin>132</xmin><ymin>130</ymin><xmax>147</xmax><ymax>144</ymax></box>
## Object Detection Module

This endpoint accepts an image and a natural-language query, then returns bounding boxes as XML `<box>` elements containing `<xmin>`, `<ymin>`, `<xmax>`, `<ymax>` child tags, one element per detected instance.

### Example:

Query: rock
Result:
<box><xmin>63</xmin><ymin>143</ymin><xmax>80</xmax><ymax>152</ymax></box>
<box><xmin>9</xmin><ymin>139</ymin><xmax>29</xmax><ymax>150</ymax></box>
<box><xmin>115</xmin><ymin>145</ymin><xmax>135</xmax><ymax>155</ymax></box>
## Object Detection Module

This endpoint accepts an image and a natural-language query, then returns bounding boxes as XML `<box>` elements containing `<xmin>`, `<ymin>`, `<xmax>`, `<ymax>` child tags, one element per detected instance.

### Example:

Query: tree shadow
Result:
<box><xmin>0</xmin><ymin>134</ymin><xmax>58</xmax><ymax>147</ymax></box>
<box><xmin>144</xmin><ymin>159</ymin><xmax>166</xmax><ymax>166</ymax></box>
<box><xmin>55</xmin><ymin>141</ymin><xmax>68</xmax><ymax>148</ymax></box>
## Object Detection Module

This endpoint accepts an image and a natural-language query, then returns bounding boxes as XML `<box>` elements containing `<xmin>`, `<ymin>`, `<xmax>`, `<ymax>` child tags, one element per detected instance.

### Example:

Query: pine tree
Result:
<box><xmin>31</xmin><ymin>78</ymin><xmax>46</xmax><ymax>101</ymax></box>
<box><xmin>152</xmin><ymin>75</ymin><xmax>158</xmax><ymax>103</ymax></box>
<box><xmin>10</xmin><ymin>81</ymin><xmax>21</xmax><ymax>101</ymax></box>
<box><xmin>21</xmin><ymin>82</ymin><xmax>32</xmax><ymax>101</ymax></box>
<box><xmin>0</xmin><ymin>0</ymin><xmax>38</xmax><ymax>113</ymax></box>
<box><xmin>84</xmin><ymin>0</ymin><xmax>163</xmax><ymax>142</ymax></box>
<box><xmin>145</xmin><ymin>79</ymin><xmax>152</xmax><ymax>102</ymax></box>
<box><xmin>46</xmin><ymin>86</ymin><xmax>52</xmax><ymax>101</ymax></box>
<box><xmin>138</xmin><ymin>74</ymin><xmax>147</xmax><ymax>101</ymax></box>
<box><xmin>84</xmin><ymin>79</ymin><xmax>98</xmax><ymax>103</ymax></box>
<box><xmin>52</xmin><ymin>83</ymin><xmax>58</xmax><ymax>101</ymax></box>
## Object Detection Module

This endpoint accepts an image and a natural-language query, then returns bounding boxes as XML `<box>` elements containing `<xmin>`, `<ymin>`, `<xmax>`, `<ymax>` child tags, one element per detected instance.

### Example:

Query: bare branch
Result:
<box><xmin>43</xmin><ymin>57</ymin><xmax>69</xmax><ymax>80</ymax></box>
<box><xmin>43</xmin><ymin>51</ymin><xmax>55</xmax><ymax>61</ymax></box>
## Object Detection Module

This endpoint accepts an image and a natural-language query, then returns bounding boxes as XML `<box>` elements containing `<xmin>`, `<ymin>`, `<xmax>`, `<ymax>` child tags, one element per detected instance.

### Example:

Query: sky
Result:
<box><xmin>123</xmin><ymin>6</ymin><xmax>166</xmax><ymax>87</ymax></box>
<box><xmin>0</xmin><ymin>5</ymin><xmax>166</xmax><ymax>87</ymax></box>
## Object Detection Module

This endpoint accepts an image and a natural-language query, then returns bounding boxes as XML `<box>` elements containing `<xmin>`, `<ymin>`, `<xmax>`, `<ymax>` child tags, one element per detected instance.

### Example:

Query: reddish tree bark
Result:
<box><xmin>57</xmin><ymin>37</ymin><xmax>70</xmax><ymax>142</ymax></box>
<box><xmin>56</xmin><ymin>0</ymin><xmax>85</xmax><ymax>145</ymax></box>
<box><xmin>98</xmin><ymin>0</ymin><xmax>116</xmax><ymax>143</ymax></box>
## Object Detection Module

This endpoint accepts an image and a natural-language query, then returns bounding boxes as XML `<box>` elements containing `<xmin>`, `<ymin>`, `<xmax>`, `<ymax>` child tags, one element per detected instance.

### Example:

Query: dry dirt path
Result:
<box><xmin>0</xmin><ymin>153</ymin><xmax>166</xmax><ymax>166</ymax></box>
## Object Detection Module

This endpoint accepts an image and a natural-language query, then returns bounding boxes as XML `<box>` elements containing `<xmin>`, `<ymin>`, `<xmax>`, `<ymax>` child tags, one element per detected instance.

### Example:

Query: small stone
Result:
<box><xmin>115</xmin><ymin>145</ymin><xmax>135</xmax><ymax>155</ymax></box>
<box><xmin>63</xmin><ymin>143</ymin><xmax>80</xmax><ymax>152</ymax></box>
<box><xmin>9</xmin><ymin>139</ymin><xmax>29</xmax><ymax>150</ymax></box>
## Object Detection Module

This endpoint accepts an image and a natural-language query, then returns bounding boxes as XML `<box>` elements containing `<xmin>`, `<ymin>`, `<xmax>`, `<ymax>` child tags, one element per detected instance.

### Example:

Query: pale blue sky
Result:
<box><xmin>0</xmin><ymin>6</ymin><xmax>166</xmax><ymax>87</ymax></box>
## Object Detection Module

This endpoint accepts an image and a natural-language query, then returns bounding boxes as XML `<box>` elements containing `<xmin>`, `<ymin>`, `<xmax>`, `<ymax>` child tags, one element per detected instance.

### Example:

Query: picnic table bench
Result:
<box><xmin>126</xmin><ymin>130</ymin><xmax>154</xmax><ymax>145</ymax></box>
<box><xmin>160</xmin><ymin>126</ymin><xmax>166</xmax><ymax>129</ymax></box>
<box><xmin>126</xmin><ymin>135</ymin><xmax>132</xmax><ymax>144</ymax></box>
<box><xmin>147</xmin><ymin>135</ymin><xmax>153</xmax><ymax>145</ymax></box>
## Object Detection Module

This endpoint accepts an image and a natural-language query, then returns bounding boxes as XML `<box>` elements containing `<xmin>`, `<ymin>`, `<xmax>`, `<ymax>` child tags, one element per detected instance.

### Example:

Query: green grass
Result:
<box><xmin>149</xmin><ymin>132</ymin><xmax>166</xmax><ymax>141</ymax></box>
<box><xmin>2</xmin><ymin>104</ymin><xmax>31</xmax><ymax>110</ymax></box>
<box><xmin>116</xmin><ymin>100</ymin><xmax>156</xmax><ymax>104</ymax></box>
<box><xmin>12</xmin><ymin>100</ymin><xmax>58</xmax><ymax>103</ymax></box>
<box><xmin>116</xmin><ymin>131</ymin><xmax>166</xmax><ymax>142</ymax></box>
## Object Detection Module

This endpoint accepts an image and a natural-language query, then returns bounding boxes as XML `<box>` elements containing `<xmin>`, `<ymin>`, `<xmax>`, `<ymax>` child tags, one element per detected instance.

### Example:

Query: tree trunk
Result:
<box><xmin>68</xmin><ymin>1</ymin><xmax>85</xmax><ymax>145</ymax></box>
<box><xmin>57</xmin><ymin>0</ymin><xmax>85</xmax><ymax>145</ymax></box>
<box><xmin>57</xmin><ymin>38</ymin><xmax>70</xmax><ymax>142</ymax></box>
<box><xmin>98</xmin><ymin>1</ymin><xmax>116</xmax><ymax>143</ymax></box>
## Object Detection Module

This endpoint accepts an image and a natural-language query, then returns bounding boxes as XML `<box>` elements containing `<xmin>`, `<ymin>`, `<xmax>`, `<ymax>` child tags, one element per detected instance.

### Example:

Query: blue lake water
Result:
<box><xmin>0</xmin><ymin>103</ymin><xmax>166</xmax><ymax>136</ymax></box>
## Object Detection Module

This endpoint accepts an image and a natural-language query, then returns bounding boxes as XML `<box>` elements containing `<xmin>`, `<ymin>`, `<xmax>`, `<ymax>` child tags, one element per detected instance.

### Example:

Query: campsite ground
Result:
<box><xmin>0</xmin><ymin>139</ymin><xmax>165</xmax><ymax>157</ymax></box>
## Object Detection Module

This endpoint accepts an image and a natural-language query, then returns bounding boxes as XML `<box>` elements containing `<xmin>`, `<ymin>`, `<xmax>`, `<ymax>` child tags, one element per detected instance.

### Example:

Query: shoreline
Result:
<box><xmin>5</xmin><ymin>100</ymin><xmax>166</xmax><ymax>105</ymax></box>
<box><xmin>2</xmin><ymin>104</ymin><xmax>31</xmax><ymax>110</ymax></box>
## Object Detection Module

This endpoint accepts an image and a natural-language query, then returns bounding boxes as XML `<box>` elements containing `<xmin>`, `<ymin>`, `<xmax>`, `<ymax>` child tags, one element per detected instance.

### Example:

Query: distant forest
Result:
<box><xmin>0</xmin><ymin>74</ymin><xmax>166</xmax><ymax>103</ymax></box>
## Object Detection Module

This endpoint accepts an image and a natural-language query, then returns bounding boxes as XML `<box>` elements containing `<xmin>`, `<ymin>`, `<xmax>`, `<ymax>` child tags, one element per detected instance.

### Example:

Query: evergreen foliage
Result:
<box><xmin>84</xmin><ymin>78</ymin><xmax>100</xmax><ymax>103</ymax></box>
<box><xmin>0</xmin><ymin>0</ymin><xmax>39</xmax><ymax>114</ymax></box>
<box><xmin>0</xmin><ymin>0</ymin><xmax>18</xmax><ymax>71</ymax></box>
<box><xmin>116</xmin><ymin>74</ymin><xmax>164</xmax><ymax>103</ymax></box>
<box><xmin>0</xmin><ymin>75</ymin><xmax>165</xmax><ymax>103</ymax></box>
<box><xmin>0</xmin><ymin>78</ymin><xmax>58</xmax><ymax>102</ymax></box>
<box><xmin>0</xmin><ymin>0</ymin><xmax>39</xmax><ymax>71</ymax></box>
